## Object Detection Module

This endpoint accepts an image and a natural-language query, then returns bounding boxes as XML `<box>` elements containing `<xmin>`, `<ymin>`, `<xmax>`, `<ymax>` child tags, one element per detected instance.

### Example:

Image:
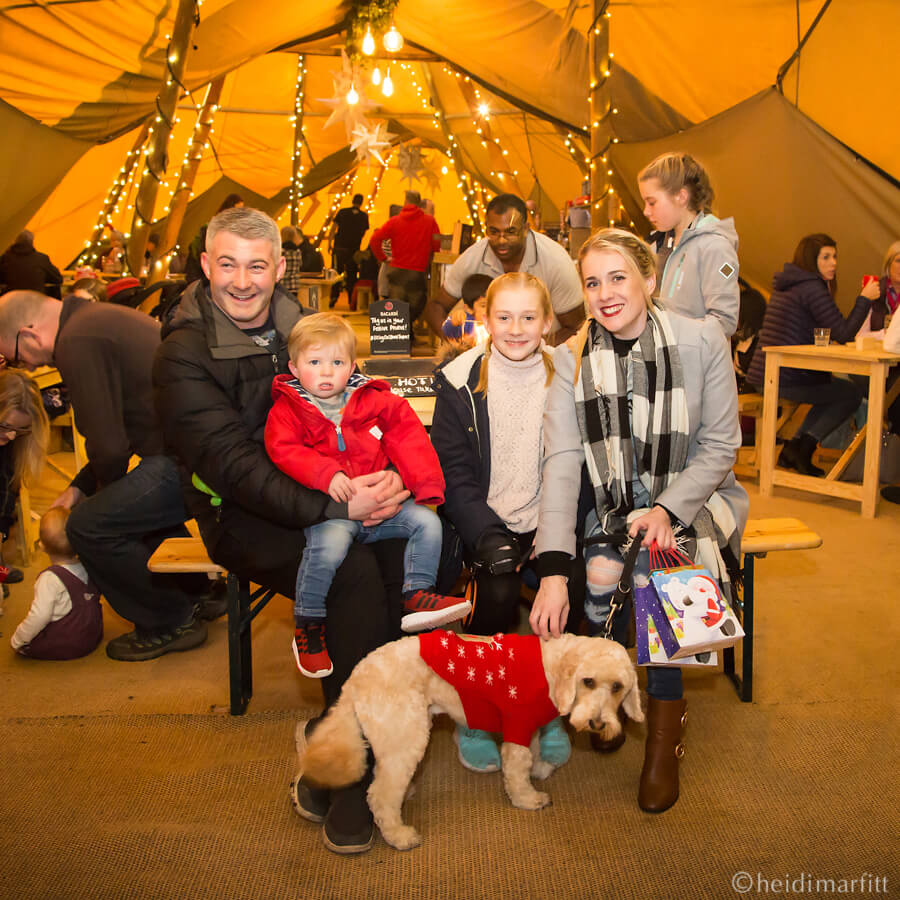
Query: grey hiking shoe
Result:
<box><xmin>105</xmin><ymin>617</ymin><xmax>208</xmax><ymax>661</ymax></box>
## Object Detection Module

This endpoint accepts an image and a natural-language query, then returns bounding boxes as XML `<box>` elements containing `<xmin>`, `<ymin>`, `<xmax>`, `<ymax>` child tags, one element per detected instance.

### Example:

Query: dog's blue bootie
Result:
<box><xmin>539</xmin><ymin>717</ymin><xmax>571</xmax><ymax>766</ymax></box>
<box><xmin>455</xmin><ymin>725</ymin><xmax>500</xmax><ymax>773</ymax></box>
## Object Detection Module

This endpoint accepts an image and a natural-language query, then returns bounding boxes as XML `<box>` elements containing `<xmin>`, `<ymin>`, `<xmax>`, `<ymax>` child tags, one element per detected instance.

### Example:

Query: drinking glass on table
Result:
<box><xmin>813</xmin><ymin>328</ymin><xmax>831</xmax><ymax>346</ymax></box>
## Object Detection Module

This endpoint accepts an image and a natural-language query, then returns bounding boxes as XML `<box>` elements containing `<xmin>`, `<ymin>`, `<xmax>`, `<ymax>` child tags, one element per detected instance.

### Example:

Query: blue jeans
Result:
<box><xmin>66</xmin><ymin>455</ymin><xmax>200</xmax><ymax>631</ymax></box>
<box><xmin>296</xmin><ymin>499</ymin><xmax>440</xmax><ymax>620</ymax></box>
<box><xmin>584</xmin><ymin>533</ymin><xmax>683</xmax><ymax>701</ymax></box>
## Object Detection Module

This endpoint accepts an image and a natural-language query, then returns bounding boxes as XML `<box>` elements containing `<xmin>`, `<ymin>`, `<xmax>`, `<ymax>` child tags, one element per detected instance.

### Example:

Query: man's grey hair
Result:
<box><xmin>405</xmin><ymin>190</ymin><xmax>422</xmax><ymax>207</ymax></box>
<box><xmin>280</xmin><ymin>226</ymin><xmax>298</xmax><ymax>245</ymax></box>
<box><xmin>206</xmin><ymin>207</ymin><xmax>282</xmax><ymax>262</ymax></box>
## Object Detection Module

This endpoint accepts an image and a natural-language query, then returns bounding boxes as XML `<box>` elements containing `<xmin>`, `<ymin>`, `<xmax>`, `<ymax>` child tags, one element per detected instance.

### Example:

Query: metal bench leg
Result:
<box><xmin>724</xmin><ymin>553</ymin><xmax>755</xmax><ymax>702</ymax></box>
<box><xmin>227</xmin><ymin>572</ymin><xmax>251</xmax><ymax>715</ymax></box>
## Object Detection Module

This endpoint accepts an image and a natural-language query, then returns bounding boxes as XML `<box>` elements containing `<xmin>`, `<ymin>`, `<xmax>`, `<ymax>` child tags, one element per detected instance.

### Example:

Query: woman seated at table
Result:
<box><xmin>531</xmin><ymin>228</ymin><xmax>748</xmax><ymax>813</ymax></box>
<box><xmin>746</xmin><ymin>233</ymin><xmax>879</xmax><ymax>476</ymax></box>
<box><xmin>869</xmin><ymin>240</ymin><xmax>900</xmax><ymax>333</ymax></box>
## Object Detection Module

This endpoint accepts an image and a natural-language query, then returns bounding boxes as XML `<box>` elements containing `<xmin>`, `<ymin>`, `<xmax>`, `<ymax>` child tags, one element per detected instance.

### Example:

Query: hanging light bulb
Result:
<box><xmin>371</xmin><ymin>65</ymin><xmax>382</xmax><ymax>86</ymax></box>
<box><xmin>346</xmin><ymin>83</ymin><xmax>359</xmax><ymax>105</ymax></box>
<box><xmin>383</xmin><ymin>22</ymin><xmax>404</xmax><ymax>53</ymax></box>
<box><xmin>382</xmin><ymin>69</ymin><xmax>394</xmax><ymax>97</ymax></box>
<box><xmin>362</xmin><ymin>27</ymin><xmax>376</xmax><ymax>56</ymax></box>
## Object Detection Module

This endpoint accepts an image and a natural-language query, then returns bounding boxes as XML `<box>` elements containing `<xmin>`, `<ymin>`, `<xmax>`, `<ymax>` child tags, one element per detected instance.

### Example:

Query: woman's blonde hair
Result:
<box><xmin>578</xmin><ymin>227</ymin><xmax>658</xmax><ymax>312</ymax></box>
<box><xmin>474</xmin><ymin>272</ymin><xmax>554</xmax><ymax>394</ymax></box>
<box><xmin>287</xmin><ymin>312</ymin><xmax>357</xmax><ymax>365</ymax></box>
<box><xmin>882</xmin><ymin>240</ymin><xmax>900</xmax><ymax>278</ymax></box>
<box><xmin>0</xmin><ymin>369</ymin><xmax>48</xmax><ymax>489</ymax></box>
<box><xmin>638</xmin><ymin>152</ymin><xmax>715</xmax><ymax>215</ymax></box>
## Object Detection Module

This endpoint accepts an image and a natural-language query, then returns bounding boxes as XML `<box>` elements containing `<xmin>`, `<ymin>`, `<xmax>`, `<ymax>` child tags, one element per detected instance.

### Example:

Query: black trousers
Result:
<box><xmin>202</xmin><ymin>503</ymin><xmax>405</xmax><ymax>706</ymax></box>
<box><xmin>331</xmin><ymin>247</ymin><xmax>359</xmax><ymax>301</ymax></box>
<box><xmin>464</xmin><ymin>529</ymin><xmax>586</xmax><ymax>636</ymax></box>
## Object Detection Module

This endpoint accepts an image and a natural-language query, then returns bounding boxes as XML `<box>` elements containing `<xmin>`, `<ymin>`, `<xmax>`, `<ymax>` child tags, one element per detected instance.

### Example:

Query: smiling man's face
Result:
<box><xmin>202</xmin><ymin>230</ymin><xmax>285</xmax><ymax>329</ymax></box>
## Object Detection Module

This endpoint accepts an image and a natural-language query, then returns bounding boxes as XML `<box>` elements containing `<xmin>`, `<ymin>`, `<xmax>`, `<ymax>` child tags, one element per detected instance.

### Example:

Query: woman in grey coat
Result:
<box><xmin>531</xmin><ymin>229</ymin><xmax>748</xmax><ymax>813</ymax></box>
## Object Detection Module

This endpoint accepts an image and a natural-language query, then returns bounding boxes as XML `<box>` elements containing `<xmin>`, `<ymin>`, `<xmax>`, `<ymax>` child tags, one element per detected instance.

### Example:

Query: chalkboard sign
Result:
<box><xmin>368</xmin><ymin>299</ymin><xmax>411</xmax><ymax>355</ymax></box>
<box><xmin>362</xmin><ymin>356</ymin><xmax>438</xmax><ymax>398</ymax></box>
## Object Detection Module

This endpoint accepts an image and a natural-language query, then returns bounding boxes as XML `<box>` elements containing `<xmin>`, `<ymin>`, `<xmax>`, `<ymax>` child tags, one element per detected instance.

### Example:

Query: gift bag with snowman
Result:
<box><xmin>634</xmin><ymin>579</ymin><xmax>719</xmax><ymax>667</ymax></box>
<box><xmin>647</xmin><ymin>545</ymin><xmax>743</xmax><ymax>660</ymax></box>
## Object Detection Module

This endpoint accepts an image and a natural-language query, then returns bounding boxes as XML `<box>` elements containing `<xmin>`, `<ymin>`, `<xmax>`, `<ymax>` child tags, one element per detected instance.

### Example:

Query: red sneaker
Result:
<box><xmin>292</xmin><ymin>622</ymin><xmax>333</xmax><ymax>678</ymax></box>
<box><xmin>401</xmin><ymin>589</ymin><xmax>472</xmax><ymax>633</ymax></box>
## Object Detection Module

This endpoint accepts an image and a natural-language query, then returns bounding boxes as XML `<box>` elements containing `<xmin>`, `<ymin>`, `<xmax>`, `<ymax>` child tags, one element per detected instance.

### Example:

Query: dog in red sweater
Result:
<box><xmin>294</xmin><ymin>631</ymin><xmax>642</xmax><ymax>850</ymax></box>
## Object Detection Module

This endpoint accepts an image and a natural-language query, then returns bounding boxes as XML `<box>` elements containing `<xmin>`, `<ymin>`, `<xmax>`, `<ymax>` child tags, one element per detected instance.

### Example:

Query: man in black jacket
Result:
<box><xmin>0</xmin><ymin>231</ymin><xmax>62</xmax><ymax>299</ymax></box>
<box><xmin>0</xmin><ymin>289</ymin><xmax>208</xmax><ymax>660</ymax></box>
<box><xmin>153</xmin><ymin>206</ymin><xmax>407</xmax><ymax>855</ymax></box>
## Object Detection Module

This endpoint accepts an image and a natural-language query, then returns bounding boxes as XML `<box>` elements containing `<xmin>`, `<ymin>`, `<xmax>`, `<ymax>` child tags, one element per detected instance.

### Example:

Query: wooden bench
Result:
<box><xmin>147</xmin><ymin>516</ymin><xmax>821</xmax><ymax>713</ymax></box>
<box><xmin>734</xmin><ymin>394</ymin><xmax>805</xmax><ymax>480</ymax></box>
<box><xmin>728</xmin><ymin>516</ymin><xmax>822</xmax><ymax>702</ymax></box>
<box><xmin>147</xmin><ymin>537</ymin><xmax>277</xmax><ymax>715</ymax></box>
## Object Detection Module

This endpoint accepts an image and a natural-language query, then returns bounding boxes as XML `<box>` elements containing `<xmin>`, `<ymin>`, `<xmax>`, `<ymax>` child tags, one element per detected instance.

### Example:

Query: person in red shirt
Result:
<box><xmin>369</xmin><ymin>191</ymin><xmax>441</xmax><ymax>336</ymax></box>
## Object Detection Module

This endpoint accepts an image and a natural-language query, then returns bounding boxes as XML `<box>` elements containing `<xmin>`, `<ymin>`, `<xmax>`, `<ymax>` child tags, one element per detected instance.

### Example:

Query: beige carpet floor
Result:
<box><xmin>0</xmin><ymin>462</ymin><xmax>898</xmax><ymax>900</ymax></box>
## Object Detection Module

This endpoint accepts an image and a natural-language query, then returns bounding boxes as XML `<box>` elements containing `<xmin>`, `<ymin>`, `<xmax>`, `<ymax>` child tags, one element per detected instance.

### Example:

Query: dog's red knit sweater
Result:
<box><xmin>418</xmin><ymin>630</ymin><xmax>558</xmax><ymax>746</ymax></box>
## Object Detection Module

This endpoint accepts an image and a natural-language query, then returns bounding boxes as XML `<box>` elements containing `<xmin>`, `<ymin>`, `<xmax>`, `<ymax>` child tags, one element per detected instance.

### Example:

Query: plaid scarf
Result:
<box><xmin>573</xmin><ymin>308</ymin><xmax>742</xmax><ymax>598</ymax></box>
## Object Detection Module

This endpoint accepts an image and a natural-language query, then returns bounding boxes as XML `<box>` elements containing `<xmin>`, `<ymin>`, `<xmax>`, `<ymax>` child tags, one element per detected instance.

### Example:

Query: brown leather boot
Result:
<box><xmin>589</xmin><ymin>706</ymin><xmax>627</xmax><ymax>753</ymax></box>
<box><xmin>638</xmin><ymin>697</ymin><xmax>687</xmax><ymax>813</ymax></box>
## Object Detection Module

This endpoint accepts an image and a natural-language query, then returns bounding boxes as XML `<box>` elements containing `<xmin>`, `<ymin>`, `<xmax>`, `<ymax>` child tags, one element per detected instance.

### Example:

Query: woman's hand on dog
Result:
<box><xmin>530</xmin><ymin>575</ymin><xmax>569</xmax><ymax>640</ymax></box>
<box><xmin>348</xmin><ymin>470</ymin><xmax>410</xmax><ymax>526</ymax></box>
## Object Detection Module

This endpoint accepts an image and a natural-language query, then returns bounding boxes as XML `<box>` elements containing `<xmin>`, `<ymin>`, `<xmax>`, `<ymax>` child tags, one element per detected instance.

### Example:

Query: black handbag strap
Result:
<box><xmin>600</xmin><ymin>535</ymin><xmax>642</xmax><ymax>640</ymax></box>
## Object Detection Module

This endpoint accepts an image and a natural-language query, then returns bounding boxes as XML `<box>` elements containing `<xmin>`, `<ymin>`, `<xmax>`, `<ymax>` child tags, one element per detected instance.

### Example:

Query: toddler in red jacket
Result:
<box><xmin>265</xmin><ymin>313</ymin><xmax>470</xmax><ymax>678</ymax></box>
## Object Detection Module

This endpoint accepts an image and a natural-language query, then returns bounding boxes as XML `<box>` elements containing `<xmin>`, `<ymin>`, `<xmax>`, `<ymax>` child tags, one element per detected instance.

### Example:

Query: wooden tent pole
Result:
<box><xmin>589</xmin><ymin>1</ymin><xmax>612</xmax><ymax>230</ymax></box>
<box><xmin>150</xmin><ymin>77</ymin><xmax>224</xmax><ymax>281</ymax></box>
<box><xmin>127</xmin><ymin>0</ymin><xmax>199</xmax><ymax>275</ymax></box>
<box><xmin>290</xmin><ymin>54</ymin><xmax>308</xmax><ymax>227</ymax></box>
<box><xmin>79</xmin><ymin>122</ymin><xmax>150</xmax><ymax>269</ymax></box>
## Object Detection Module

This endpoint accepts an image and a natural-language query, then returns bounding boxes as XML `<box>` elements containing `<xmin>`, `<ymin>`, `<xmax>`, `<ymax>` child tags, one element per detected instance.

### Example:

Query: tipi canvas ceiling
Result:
<box><xmin>0</xmin><ymin>0</ymin><xmax>897</xmax><ymax>304</ymax></box>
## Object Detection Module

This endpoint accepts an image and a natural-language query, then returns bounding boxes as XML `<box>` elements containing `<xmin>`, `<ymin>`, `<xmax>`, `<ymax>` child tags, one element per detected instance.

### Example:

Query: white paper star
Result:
<box><xmin>397</xmin><ymin>145</ymin><xmax>424</xmax><ymax>185</ymax></box>
<box><xmin>319</xmin><ymin>50</ymin><xmax>374</xmax><ymax>138</ymax></box>
<box><xmin>349</xmin><ymin>121</ymin><xmax>394</xmax><ymax>166</ymax></box>
<box><xmin>418</xmin><ymin>152</ymin><xmax>443</xmax><ymax>192</ymax></box>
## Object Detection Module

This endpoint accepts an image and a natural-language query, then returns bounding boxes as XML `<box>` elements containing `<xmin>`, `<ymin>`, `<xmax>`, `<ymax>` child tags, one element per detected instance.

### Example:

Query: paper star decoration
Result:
<box><xmin>319</xmin><ymin>50</ymin><xmax>374</xmax><ymax>137</ymax></box>
<box><xmin>397</xmin><ymin>145</ymin><xmax>424</xmax><ymax>185</ymax></box>
<box><xmin>418</xmin><ymin>152</ymin><xmax>443</xmax><ymax>192</ymax></box>
<box><xmin>350</xmin><ymin>121</ymin><xmax>394</xmax><ymax>166</ymax></box>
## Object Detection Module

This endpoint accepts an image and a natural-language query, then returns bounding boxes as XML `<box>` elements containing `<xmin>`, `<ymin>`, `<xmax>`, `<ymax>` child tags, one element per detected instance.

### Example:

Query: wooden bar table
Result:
<box><xmin>295</xmin><ymin>273</ymin><xmax>342</xmax><ymax>312</ymax></box>
<box><xmin>759</xmin><ymin>342</ymin><xmax>900</xmax><ymax>517</ymax></box>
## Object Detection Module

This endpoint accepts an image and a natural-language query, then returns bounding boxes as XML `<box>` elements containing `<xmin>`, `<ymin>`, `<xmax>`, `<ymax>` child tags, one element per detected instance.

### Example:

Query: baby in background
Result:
<box><xmin>441</xmin><ymin>273</ymin><xmax>492</xmax><ymax>341</ymax></box>
<box><xmin>265</xmin><ymin>313</ymin><xmax>471</xmax><ymax>679</ymax></box>
<box><xmin>11</xmin><ymin>508</ymin><xmax>103</xmax><ymax>660</ymax></box>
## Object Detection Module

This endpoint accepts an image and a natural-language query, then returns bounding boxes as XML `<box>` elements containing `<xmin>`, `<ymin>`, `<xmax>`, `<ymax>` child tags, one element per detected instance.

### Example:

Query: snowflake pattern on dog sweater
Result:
<box><xmin>418</xmin><ymin>630</ymin><xmax>558</xmax><ymax>746</ymax></box>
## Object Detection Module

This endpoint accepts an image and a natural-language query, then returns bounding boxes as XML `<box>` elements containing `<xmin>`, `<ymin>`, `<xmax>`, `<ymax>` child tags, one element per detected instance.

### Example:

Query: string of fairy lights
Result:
<box><xmin>77</xmin><ymin>0</ymin><xmax>634</xmax><ymax>265</ymax></box>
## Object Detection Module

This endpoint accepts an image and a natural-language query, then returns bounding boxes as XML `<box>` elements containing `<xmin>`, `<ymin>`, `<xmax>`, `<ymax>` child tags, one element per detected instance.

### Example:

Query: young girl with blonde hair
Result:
<box><xmin>431</xmin><ymin>271</ymin><xmax>585</xmax><ymax>774</ymax></box>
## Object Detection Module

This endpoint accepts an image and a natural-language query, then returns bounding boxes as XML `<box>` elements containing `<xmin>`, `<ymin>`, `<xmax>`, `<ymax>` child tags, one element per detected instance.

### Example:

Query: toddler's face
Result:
<box><xmin>289</xmin><ymin>342</ymin><xmax>353</xmax><ymax>400</ymax></box>
<box><xmin>472</xmin><ymin>296</ymin><xmax>488</xmax><ymax>322</ymax></box>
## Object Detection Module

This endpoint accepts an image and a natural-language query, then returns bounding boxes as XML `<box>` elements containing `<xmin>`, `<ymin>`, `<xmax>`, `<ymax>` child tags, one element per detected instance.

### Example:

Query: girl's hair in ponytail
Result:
<box><xmin>474</xmin><ymin>272</ymin><xmax>554</xmax><ymax>394</ymax></box>
<box><xmin>638</xmin><ymin>152</ymin><xmax>715</xmax><ymax>215</ymax></box>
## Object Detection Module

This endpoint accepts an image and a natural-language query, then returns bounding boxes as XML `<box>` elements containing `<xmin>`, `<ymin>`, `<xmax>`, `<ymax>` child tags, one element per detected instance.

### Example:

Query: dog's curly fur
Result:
<box><xmin>296</xmin><ymin>633</ymin><xmax>643</xmax><ymax>850</ymax></box>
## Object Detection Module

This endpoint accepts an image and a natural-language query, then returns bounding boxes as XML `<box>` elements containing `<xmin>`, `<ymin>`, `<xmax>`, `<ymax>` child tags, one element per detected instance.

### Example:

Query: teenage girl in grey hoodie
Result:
<box><xmin>638</xmin><ymin>153</ymin><xmax>739</xmax><ymax>338</ymax></box>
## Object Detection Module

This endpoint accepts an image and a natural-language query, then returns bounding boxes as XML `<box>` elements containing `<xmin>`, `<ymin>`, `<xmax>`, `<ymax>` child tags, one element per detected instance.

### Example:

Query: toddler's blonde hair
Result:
<box><xmin>40</xmin><ymin>507</ymin><xmax>74</xmax><ymax>558</ymax></box>
<box><xmin>288</xmin><ymin>313</ymin><xmax>357</xmax><ymax>365</ymax></box>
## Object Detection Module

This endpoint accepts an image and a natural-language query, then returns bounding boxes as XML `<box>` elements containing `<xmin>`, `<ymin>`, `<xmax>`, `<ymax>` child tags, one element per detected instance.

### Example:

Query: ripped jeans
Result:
<box><xmin>584</xmin><ymin>518</ymin><xmax>683</xmax><ymax>701</ymax></box>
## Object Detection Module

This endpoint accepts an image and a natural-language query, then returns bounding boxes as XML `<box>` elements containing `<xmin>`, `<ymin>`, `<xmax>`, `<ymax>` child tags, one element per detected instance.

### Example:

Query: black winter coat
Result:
<box><xmin>0</xmin><ymin>244</ymin><xmax>62</xmax><ymax>298</ymax></box>
<box><xmin>747</xmin><ymin>263</ymin><xmax>870</xmax><ymax>388</ymax></box>
<box><xmin>153</xmin><ymin>282</ymin><xmax>328</xmax><ymax>546</ymax></box>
